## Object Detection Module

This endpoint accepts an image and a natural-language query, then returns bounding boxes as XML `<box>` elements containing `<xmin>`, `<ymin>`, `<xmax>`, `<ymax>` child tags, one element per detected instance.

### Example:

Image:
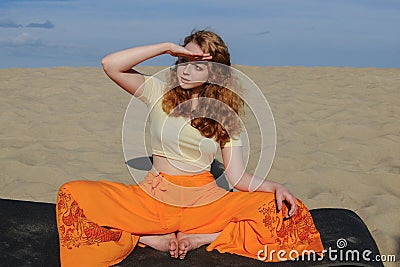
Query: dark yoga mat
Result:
<box><xmin>0</xmin><ymin>198</ymin><xmax>384</xmax><ymax>267</ymax></box>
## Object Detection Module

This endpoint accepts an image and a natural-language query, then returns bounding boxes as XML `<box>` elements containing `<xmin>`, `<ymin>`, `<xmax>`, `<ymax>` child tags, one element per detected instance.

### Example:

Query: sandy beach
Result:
<box><xmin>0</xmin><ymin>66</ymin><xmax>399</xmax><ymax>265</ymax></box>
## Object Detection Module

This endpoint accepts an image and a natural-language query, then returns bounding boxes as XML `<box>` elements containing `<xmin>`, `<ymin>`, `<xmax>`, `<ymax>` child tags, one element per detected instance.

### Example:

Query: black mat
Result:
<box><xmin>0</xmin><ymin>198</ymin><xmax>384</xmax><ymax>267</ymax></box>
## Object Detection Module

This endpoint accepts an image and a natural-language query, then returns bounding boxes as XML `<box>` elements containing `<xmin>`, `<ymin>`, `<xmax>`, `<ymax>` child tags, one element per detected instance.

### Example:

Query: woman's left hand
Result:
<box><xmin>274</xmin><ymin>184</ymin><xmax>298</xmax><ymax>218</ymax></box>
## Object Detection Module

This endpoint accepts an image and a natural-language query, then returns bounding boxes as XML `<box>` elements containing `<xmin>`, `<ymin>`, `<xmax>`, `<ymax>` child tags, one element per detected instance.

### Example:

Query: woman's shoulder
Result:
<box><xmin>136</xmin><ymin>75</ymin><xmax>166</xmax><ymax>106</ymax></box>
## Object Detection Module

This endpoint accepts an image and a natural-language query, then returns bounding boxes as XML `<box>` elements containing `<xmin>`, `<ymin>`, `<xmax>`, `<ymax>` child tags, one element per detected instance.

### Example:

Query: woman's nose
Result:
<box><xmin>182</xmin><ymin>63</ymin><xmax>191</xmax><ymax>75</ymax></box>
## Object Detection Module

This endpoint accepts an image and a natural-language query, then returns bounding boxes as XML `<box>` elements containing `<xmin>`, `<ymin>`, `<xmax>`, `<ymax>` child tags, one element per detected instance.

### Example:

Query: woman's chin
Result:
<box><xmin>179</xmin><ymin>82</ymin><xmax>204</xmax><ymax>90</ymax></box>
<box><xmin>179</xmin><ymin>83</ymin><xmax>196</xmax><ymax>90</ymax></box>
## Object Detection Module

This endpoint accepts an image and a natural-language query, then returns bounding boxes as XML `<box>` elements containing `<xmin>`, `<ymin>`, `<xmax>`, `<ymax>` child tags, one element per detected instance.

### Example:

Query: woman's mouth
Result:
<box><xmin>180</xmin><ymin>77</ymin><xmax>191</xmax><ymax>83</ymax></box>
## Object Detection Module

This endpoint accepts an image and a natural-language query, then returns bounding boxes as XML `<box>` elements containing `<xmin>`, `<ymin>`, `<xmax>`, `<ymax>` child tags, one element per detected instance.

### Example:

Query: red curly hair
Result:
<box><xmin>162</xmin><ymin>30</ymin><xmax>244</xmax><ymax>147</ymax></box>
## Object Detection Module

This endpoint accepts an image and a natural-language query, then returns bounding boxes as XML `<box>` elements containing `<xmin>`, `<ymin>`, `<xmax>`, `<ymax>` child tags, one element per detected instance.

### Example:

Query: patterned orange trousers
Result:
<box><xmin>56</xmin><ymin>171</ymin><xmax>324</xmax><ymax>266</ymax></box>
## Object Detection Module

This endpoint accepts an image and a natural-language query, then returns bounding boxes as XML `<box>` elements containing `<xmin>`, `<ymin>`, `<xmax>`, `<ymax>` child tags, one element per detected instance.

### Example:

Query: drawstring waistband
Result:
<box><xmin>139</xmin><ymin>170</ymin><xmax>227</xmax><ymax>206</ymax></box>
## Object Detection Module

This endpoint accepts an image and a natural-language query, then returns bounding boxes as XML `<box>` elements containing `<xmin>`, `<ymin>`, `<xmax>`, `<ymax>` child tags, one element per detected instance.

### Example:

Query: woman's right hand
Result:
<box><xmin>166</xmin><ymin>43</ymin><xmax>212</xmax><ymax>61</ymax></box>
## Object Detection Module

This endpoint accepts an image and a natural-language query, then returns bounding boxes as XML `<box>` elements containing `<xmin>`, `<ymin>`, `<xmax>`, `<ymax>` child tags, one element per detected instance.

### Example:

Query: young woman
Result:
<box><xmin>56</xmin><ymin>30</ymin><xmax>324</xmax><ymax>266</ymax></box>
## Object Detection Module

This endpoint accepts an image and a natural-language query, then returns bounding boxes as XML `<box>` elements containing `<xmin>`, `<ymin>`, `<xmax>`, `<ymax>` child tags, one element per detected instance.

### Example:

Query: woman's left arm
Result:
<box><xmin>221</xmin><ymin>146</ymin><xmax>298</xmax><ymax>218</ymax></box>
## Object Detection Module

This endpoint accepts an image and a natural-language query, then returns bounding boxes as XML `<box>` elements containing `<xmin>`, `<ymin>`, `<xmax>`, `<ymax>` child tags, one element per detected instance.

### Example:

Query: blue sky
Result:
<box><xmin>0</xmin><ymin>0</ymin><xmax>399</xmax><ymax>68</ymax></box>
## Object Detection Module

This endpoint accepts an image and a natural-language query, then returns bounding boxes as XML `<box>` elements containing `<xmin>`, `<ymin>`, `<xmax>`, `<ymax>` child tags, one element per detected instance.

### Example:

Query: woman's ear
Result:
<box><xmin>208</xmin><ymin>73</ymin><xmax>217</xmax><ymax>84</ymax></box>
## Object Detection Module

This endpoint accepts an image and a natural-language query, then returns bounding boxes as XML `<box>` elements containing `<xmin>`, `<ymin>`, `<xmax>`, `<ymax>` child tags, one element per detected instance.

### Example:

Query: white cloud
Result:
<box><xmin>15</xmin><ymin>32</ymin><xmax>41</xmax><ymax>45</ymax></box>
<box><xmin>0</xmin><ymin>32</ymin><xmax>43</xmax><ymax>46</ymax></box>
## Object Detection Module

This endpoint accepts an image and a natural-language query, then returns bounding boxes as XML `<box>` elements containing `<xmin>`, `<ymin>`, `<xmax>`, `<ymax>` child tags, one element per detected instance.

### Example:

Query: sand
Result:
<box><xmin>0</xmin><ymin>66</ymin><xmax>399</xmax><ymax>266</ymax></box>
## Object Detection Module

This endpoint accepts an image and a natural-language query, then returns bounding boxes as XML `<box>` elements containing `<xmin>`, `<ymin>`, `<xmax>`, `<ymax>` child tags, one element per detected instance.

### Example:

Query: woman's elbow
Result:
<box><xmin>225</xmin><ymin>170</ymin><xmax>245</xmax><ymax>188</ymax></box>
<box><xmin>101</xmin><ymin>56</ymin><xmax>113</xmax><ymax>74</ymax></box>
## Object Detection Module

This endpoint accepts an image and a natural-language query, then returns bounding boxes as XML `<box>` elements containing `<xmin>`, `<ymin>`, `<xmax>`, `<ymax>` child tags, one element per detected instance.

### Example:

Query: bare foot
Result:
<box><xmin>139</xmin><ymin>233</ymin><xmax>179</xmax><ymax>258</ymax></box>
<box><xmin>176</xmin><ymin>232</ymin><xmax>220</xmax><ymax>260</ymax></box>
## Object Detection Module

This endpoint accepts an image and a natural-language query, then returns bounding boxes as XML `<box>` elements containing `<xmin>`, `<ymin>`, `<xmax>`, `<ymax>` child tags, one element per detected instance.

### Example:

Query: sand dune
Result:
<box><xmin>0</xmin><ymin>66</ymin><xmax>398</xmax><ymax>266</ymax></box>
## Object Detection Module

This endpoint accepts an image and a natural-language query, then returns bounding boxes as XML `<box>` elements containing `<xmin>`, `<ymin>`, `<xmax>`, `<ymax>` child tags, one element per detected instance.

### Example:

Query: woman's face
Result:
<box><xmin>176</xmin><ymin>41</ymin><xmax>209</xmax><ymax>91</ymax></box>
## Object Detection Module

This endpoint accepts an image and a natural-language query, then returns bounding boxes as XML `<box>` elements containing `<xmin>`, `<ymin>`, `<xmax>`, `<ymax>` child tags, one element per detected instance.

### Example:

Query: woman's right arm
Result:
<box><xmin>101</xmin><ymin>42</ymin><xmax>212</xmax><ymax>96</ymax></box>
<box><xmin>101</xmin><ymin>42</ymin><xmax>171</xmax><ymax>96</ymax></box>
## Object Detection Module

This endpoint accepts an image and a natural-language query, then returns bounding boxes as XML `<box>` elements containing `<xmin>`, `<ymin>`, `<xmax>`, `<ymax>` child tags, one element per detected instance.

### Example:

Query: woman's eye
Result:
<box><xmin>178</xmin><ymin>57</ymin><xmax>188</xmax><ymax>64</ymax></box>
<box><xmin>195</xmin><ymin>65</ymin><xmax>203</xmax><ymax>71</ymax></box>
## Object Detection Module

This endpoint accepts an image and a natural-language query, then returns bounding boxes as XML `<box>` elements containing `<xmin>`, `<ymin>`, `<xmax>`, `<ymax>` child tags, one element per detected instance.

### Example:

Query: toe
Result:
<box><xmin>169</xmin><ymin>239</ymin><xmax>178</xmax><ymax>258</ymax></box>
<box><xmin>178</xmin><ymin>239</ymin><xmax>188</xmax><ymax>259</ymax></box>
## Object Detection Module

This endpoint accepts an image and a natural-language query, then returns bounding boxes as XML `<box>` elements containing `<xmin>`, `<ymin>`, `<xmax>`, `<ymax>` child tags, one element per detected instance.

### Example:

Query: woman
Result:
<box><xmin>56</xmin><ymin>30</ymin><xmax>324</xmax><ymax>266</ymax></box>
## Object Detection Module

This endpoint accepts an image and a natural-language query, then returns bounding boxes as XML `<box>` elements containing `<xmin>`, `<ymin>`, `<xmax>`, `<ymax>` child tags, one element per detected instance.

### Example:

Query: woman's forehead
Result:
<box><xmin>178</xmin><ymin>57</ymin><xmax>208</xmax><ymax>67</ymax></box>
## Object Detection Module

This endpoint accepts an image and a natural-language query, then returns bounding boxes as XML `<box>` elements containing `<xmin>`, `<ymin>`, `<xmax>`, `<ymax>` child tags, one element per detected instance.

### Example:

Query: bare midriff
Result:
<box><xmin>151</xmin><ymin>154</ymin><xmax>210</xmax><ymax>176</ymax></box>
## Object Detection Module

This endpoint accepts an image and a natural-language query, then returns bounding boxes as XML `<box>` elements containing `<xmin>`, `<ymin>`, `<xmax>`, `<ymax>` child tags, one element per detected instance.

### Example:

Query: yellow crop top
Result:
<box><xmin>136</xmin><ymin>75</ymin><xmax>243</xmax><ymax>170</ymax></box>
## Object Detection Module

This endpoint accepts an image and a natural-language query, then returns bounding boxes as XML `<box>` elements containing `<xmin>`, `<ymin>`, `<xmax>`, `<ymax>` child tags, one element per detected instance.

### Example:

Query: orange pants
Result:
<box><xmin>56</xmin><ymin>171</ymin><xmax>324</xmax><ymax>266</ymax></box>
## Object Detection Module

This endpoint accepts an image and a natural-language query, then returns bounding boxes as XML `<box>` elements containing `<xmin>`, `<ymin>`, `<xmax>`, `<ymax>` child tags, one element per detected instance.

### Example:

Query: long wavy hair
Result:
<box><xmin>162</xmin><ymin>30</ymin><xmax>244</xmax><ymax>147</ymax></box>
